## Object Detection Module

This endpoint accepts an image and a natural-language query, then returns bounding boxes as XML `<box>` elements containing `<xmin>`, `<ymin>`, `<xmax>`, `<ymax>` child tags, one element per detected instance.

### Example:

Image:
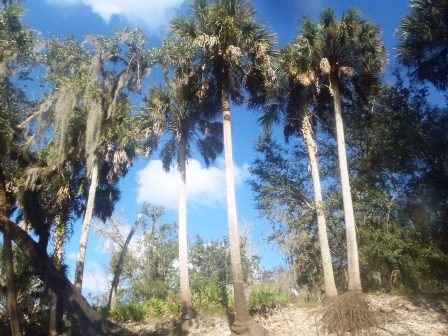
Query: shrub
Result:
<box><xmin>192</xmin><ymin>283</ymin><xmax>229</xmax><ymax>314</ymax></box>
<box><xmin>165</xmin><ymin>294</ymin><xmax>182</xmax><ymax>316</ymax></box>
<box><xmin>144</xmin><ymin>298</ymin><xmax>170</xmax><ymax>318</ymax></box>
<box><xmin>248</xmin><ymin>284</ymin><xmax>288</xmax><ymax>316</ymax></box>
<box><xmin>109</xmin><ymin>302</ymin><xmax>148</xmax><ymax>322</ymax></box>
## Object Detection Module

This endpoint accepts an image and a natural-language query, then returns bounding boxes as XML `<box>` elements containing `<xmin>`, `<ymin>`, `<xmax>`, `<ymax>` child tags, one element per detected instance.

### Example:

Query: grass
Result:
<box><xmin>248</xmin><ymin>284</ymin><xmax>289</xmax><ymax>316</ymax></box>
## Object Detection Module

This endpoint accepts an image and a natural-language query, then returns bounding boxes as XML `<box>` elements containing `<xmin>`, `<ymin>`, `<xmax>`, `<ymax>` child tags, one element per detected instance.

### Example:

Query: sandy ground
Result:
<box><xmin>125</xmin><ymin>294</ymin><xmax>448</xmax><ymax>335</ymax></box>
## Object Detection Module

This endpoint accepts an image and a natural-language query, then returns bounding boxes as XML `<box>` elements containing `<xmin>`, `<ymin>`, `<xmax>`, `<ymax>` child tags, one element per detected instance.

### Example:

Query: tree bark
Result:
<box><xmin>49</xmin><ymin>219</ymin><xmax>66</xmax><ymax>336</ymax></box>
<box><xmin>178</xmin><ymin>138</ymin><xmax>193</xmax><ymax>318</ymax></box>
<box><xmin>107</xmin><ymin>214</ymin><xmax>142</xmax><ymax>312</ymax></box>
<box><xmin>74</xmin><ymin>159</ymin><xmax>99</xmax><ymax>293</ymax></box>
<box><xmin>301</xmin><ymin>113</ymin><xmax>338</xmax><ymax>298</ymax></box>
<box><xmin>222</xmin><ymin>90</ymin><xmax>266</xmax><ymax>336</ymax></box>
<box><xmin>330</xmin><ymin>73</ymin><xmax>362</xmax><ymax>292</ymax></box>
<box><xmin>0</xmin><ymin>164</ymin><xmax>23</xmax><ymax>336</ymax></box>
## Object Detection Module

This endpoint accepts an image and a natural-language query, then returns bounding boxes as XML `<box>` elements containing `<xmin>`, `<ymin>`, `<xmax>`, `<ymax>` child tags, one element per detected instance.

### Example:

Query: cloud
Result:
<box><xmin>46</xmin><ymin>0</ymin><xmax>186</xmax><ymax>35</ymax></box>
<box><xmin>66</xmin><ymin>251</ymin><xmax>77</xmax><ymax>261</ymax></box>
<box><xmin>82</xmin><ymin>262</ymin><xmax>109</xmax><ymax>295</ymax></box>
<box><xmin>136</xmin><ymin>158</ymin><xmax>249</xmax><ymax>210</ymax></box>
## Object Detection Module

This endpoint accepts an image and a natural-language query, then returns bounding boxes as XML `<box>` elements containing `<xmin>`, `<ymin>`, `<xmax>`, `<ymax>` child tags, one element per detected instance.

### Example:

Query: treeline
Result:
<box><xmin>0</xmin><ymin>0</ymin><xmax>447</xmax><ymax>336</ymax></box>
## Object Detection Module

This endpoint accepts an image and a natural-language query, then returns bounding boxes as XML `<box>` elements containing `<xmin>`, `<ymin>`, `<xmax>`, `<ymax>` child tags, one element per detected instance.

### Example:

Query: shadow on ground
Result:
<box><xmin>407</xmin><ymin>294</ymin><xmax>448</xmax><ymax>323</ymax></box>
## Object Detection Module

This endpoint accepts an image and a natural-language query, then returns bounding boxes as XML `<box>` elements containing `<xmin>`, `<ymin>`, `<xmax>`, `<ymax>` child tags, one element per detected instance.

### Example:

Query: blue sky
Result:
<box><xmin>20</xmin><ymin>0</ymin><xmax>411</xmax><ymax>297</ymax></box>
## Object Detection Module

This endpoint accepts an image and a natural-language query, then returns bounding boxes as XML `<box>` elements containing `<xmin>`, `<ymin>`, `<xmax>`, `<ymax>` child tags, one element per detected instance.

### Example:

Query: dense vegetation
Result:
<box><xmin>0</xmin><ymin>0</ymin><xmax>447</xmax><ymax>335</ymax></box>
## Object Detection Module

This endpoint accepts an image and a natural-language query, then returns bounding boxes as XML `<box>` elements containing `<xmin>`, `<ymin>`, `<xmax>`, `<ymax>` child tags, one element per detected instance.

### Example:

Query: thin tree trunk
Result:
<box><xmin>3</xmin><ymin>234</ymin><xmax>23</xmax><ymax>336</ymax></box>
<box><xmin>0</xmin><ymin>164</ymin><xmax>23</xmax><ymax>336</ymax></box>
<box><xmin>0</xmin><ymin>215</ymin><xmax>133</xmax><ymax>336</ymax></box>
<box><xmin>222</xmin><ymin>89</ymin><xmax>261</xmax><ymax>336</ymax></box>
<box><xmin>178</xmin><ymin>138</ymin><xmax>193</xmax><ymax>318</ymax></box>
<box><xmin>74</xmin><ymin>159</ymin><xmax>99</xmax><ymax>293</ymax></box>
<box><xmin>330</xmin><ymin>74</ymin><xmax>362</xmax><ymax>292</ymax></box>
<box><xmin>107</xmin><ymin>214</ymin><xmax>142</xmax><ymax>312</ymax></box>
<box><xmin>301</xmin><ymin>113</ymin><xmax>338</xmax><ymax>298</ymax></box>
<box><xmin>49</xmin><ymin>219</ymin><xmax>66</xmax><ymax>336</ymax></box>
<box><xmin>0</xmin><ymin>165</ymin><xmax>130</xmax><ymax>336</ymax></box>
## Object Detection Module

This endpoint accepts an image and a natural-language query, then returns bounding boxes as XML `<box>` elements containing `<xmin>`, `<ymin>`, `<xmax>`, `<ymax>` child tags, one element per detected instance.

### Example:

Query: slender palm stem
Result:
<box><xmin>302</xmin><ymin>113</ymin><xmax>338</xmax><ymax>298</ymax></box>
<box><xmin>178</xmin><ymin>138</ymin><xmax>193</xmax><ymax>315</ymax></box>
<box><xmin>330</xmin><ymin>74</ymin><xmax>362</xmax><ymax>292</ymax></box>
<box><xmin>222</xmin><ymin>88</ymin><xmax>250</xmax><ymax>322</ymax></box>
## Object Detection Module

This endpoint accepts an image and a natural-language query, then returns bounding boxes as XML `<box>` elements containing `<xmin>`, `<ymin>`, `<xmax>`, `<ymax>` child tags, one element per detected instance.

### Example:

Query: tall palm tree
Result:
<box><xmin>170</xmin><ymin>1</ymin><xmax>275</xmax><ymax>332</ymax></box>
<box><xmin>301</xmin><ymin>9</ymin><xmax>385</xmax><ymax>291</ymax></box>
<box><xmin>145</xmin><ymin>68</ymin><xmax>222</xmax><ymax>318</ymax></box>
<box><xmin>398</xmin><ymin>0</ymin><xmax>448</xmax><ymax>90</ymax></box>
<box><xmin>262</xmin><ymin>40</ymin><xmax>338</xmax><ymax>298</ymax></box>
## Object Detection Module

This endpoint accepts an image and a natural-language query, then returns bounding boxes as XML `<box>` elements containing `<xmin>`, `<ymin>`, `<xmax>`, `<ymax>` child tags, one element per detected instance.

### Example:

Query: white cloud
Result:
<box><xmin>46</xmin><ymin>0</ymin><xmax>186</xmax><ymax>35</ymax></box>
<box><xmin>82</xmin><ymin>262</ymin><xmax>110</xmax><ymax>295</ymax></box>
<box><xmin>136</xmin><ymin>158</ymin><xmax>249</xmax><ymax>210</ymax></box>
<box><xmin>66</xmin><ymin>251</ymin><xmax>77</xmax><ymax>261</ymax></box>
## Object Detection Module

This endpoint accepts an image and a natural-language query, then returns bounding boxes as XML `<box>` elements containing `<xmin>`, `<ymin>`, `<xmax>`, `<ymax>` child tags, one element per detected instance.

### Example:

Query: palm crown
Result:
<box><xmin>302</xmin><ymin>9</ymin><xmax>386</xmax><ymax>103</ymax></box>
<box><xmin>170</xmin><ymin>0</ymin><xmax>276</xmax><ymax>107</ymax></box>
<box><xmin>398</xmin><ymin>0</ymin><xmax>448</xmax><ymax>90</ymax></box>
<box><xmin>146</xmin><ymin>83</ymin><xmax>223</xmax><ymax>171</ymax></box>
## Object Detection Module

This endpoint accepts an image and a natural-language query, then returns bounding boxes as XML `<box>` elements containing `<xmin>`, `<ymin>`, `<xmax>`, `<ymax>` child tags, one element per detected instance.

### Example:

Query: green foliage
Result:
<box><xmin>248</xmin><ymin>285</ymin><xmax>288</xmax><ymax>315</ymax></box>
<box><xmin>192</xmin><ymin>283</ymin><xmax>232</xmax><ymax>314</ymax></box>
<box><xmin>0</xmin><ymin>245</ymin><xmax>52</xmax><ymax>336</ymax></box>
<box><xmin>170</xmin><ymin>0</ymin><xmax>276</xmax><ymax>108</ymax></box>
<box><xmin>190</xmin><ymin>235</ymin><xmax>260</xmax><ymax>293</ymax></box>
<box><xmin>144</xmin><ymin>298</ymin><xmax>170</xmax><ymax>318</ymax></box>
<box><xmin>0</xmin><ymin>2</ymin><xmax>34</xmax><ymax>76</ymax></box>
<box><xmin>109</xmin><ymin>302</ymin><xmax>148</xmax><ymax>323</ymax></box>
<box><xmin>251</xmin><ymin>74</ymin><xmax>448</xmax><ymax>295</ymax></box>
<box><xmin>398</xmin><ymin>0</ymin><xmax>448</xmax><ymax>90</ymax></box>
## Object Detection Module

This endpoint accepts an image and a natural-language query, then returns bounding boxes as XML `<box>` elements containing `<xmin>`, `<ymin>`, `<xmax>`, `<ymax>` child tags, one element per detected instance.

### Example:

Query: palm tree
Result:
<box><xmin>298</xmin><ymin>9</ymin><xmax>385</xmax><ymax>291</ymax></box>
<box><xmin>145</xmin><ymin>67</ymin><xmax>223</xmax><ymax>318</ymax></box>
<box><xmin>262</xmin><ymin>40</ymin><xmax>338</xmax><ymax>298</ymax></box>
<box><xmin>398</xmin><ymin>0</ymin><xmax>448</xmax><ymax>90</ymax></box>
<box><xmin>170</xmin><ymin>1</ymin><xmax>275</xmax><ymax>332</ymax></box>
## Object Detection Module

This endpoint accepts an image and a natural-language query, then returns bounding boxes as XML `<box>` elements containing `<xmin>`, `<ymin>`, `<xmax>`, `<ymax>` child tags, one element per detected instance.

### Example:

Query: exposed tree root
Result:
<box><xmin>318</xmin><ymin>291</ymin><xmax>379</xmax><ymax>335</ymax></box>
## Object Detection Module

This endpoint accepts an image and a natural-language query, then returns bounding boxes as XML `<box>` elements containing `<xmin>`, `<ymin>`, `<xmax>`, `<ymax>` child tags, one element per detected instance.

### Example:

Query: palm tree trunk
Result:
<box><xmin>107</xmin><ymin>214</ymin><xmax>142</xmax><ymax>312</ymax></box>
<box><xmin>0</xmin><ymin>164</ymin><xmax>23</xmax><ymax>336</ymax></box>
<box><xmin>330</xmin><ymin>74</ymin><xmax>362</xmax><ymax>292</ymax></box>
<box><xmin>221</xmin><ymin>89</ymin><xmax>251</xmax><ymax>324</ymax></box>
<box><xmin>74</xmin><ymin>159</ymin><xmax>99</xmax><ymax>293</ymax></box>
<box><xmin>178</xmin><ymin>138</ymin><xmax>193</xmax><ymax>318</ymax></box>
<box><xmin>301</xmin><ymin>113</ymin><xmax>338</xmax><ymax>298</ymax></box>
<box><xmin>49</xmin><ymin>220</ymin><xmax>66</xmax><ymax>336</ymax></box>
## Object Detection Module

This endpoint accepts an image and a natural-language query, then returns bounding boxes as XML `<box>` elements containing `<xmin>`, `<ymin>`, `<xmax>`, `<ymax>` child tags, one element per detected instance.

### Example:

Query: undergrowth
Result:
<box><xmin>108</xmin><ymin>283</ymin><xmax>290</xmax><ymax>322</ymax></box>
